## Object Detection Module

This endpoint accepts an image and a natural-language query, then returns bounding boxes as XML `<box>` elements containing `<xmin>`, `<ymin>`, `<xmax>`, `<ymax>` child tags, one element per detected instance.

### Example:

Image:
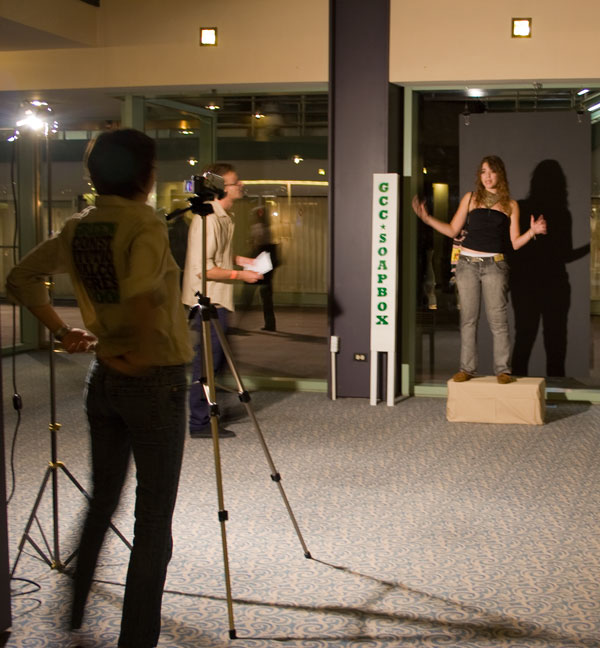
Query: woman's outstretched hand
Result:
<box><xmin>412</xmin><ymin>195</ymin><xmax>427</xmax><ymax>221</ymax></box>
<box><xmin>530</xmin><ymin>214</ymin><xmax>547</xmax><ymax>236</ymax></box>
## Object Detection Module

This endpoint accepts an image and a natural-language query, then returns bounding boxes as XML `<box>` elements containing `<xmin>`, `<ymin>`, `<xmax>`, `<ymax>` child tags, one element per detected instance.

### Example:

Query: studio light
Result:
<box><xmin>13</xmin><ymin>100</ymin><xmax>59</xmax><ymax>140</ymax></box>
<box><xmin>292</xmin><ymin>155</ymin><xmax>303</xmax><ymax>164</ymax></box>
<box><xmin>462</xmin><ymin>105</ymin><xmax>471</xmax><ymax>126</ymax></box>
<box><xmin>578</xmin><ymin>89</ymin><xmax>590</xmax><ymax>96</ymax></box>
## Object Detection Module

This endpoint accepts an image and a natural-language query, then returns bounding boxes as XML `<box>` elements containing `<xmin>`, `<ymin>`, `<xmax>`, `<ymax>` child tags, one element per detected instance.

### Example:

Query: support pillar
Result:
<box><xmin>329</xmin><ymin>0</ymin><xmax>402</xmax><ymax>398</ymax></box>
<box><xmin>121</xmin><ymin>95</ymin><xmax>145</xmax><ymax>130</ymax></box>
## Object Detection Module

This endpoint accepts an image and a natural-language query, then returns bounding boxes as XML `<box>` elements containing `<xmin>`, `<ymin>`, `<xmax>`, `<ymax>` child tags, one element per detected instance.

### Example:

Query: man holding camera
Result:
<box><xmin>181</xmin><ymin>163</ymin><xmax>262</xmax><ymax>438</ymax></box>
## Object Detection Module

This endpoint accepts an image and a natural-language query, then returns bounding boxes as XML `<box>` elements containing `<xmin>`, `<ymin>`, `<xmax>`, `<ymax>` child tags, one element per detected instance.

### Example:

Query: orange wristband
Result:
<box><xmin>230</xmin><ymin>270</ymin><xmax>239</xmax><ymax>280</ymax></box>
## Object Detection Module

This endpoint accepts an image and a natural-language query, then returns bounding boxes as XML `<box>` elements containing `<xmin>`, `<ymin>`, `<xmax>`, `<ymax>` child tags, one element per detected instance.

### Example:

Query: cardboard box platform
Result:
<box><xmin>447</xmin><ymin>376</ymin><xmax>546</xmax><ymax>425</ymax></box>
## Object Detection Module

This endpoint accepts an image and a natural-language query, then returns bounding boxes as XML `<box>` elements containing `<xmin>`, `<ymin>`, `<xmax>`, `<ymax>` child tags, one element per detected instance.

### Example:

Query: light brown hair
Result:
<box><xmin>473</xmin><ymin>155</ymin><xmax>511</xmax><ymax>215</ymax></box>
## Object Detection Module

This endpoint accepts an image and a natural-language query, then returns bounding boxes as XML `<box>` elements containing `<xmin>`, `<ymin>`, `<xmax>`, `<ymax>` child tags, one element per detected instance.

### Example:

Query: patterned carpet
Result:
<box><xmin>3</xmin><ymin>351</ymin><xmax>600</xmax><ymax>647</ymax></box>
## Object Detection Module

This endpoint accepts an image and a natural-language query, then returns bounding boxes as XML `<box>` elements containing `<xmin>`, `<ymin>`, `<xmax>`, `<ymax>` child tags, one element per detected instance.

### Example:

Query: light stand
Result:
<box><xmin>169</xmin><ymin>184</ymin><xmax>311</xmax><ymax>639</ymax></box>
<box><xmin>11</xmin><ymin>109</ymin><xmax>131</xmax><ymax>578</ymax></box>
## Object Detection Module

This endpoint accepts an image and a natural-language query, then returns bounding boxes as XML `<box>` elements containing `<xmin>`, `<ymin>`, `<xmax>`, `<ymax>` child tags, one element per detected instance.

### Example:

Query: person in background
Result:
<box><xmin>181</xmin><ymin>162</ymin><xmax>262</xmax><ymax>438</ymax></box>
<box><xmin>412</xmin><ymin>155</ymin><xmax>547</xmax><ymax>384</ymax></box>
<box><xmin>240</xmin><ymin>205</ymin><xmax>278</xmax><ymax>331</ymax></box>
<box><xmin>7</xmin><ymin>128</ymin><xmax>191</xmax><ymax>648</ymax></box>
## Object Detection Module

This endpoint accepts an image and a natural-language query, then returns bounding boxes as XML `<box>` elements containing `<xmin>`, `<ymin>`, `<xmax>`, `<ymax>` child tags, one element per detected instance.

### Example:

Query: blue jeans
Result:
<box><xmin>72</xmin><ymin>360</ymin><xmax>187</xmax><ymax>648</ymax></box>
<box><xmin>455</xmin><ymin>255</ymin><xmax>511</xmax><ymax>376</ymax></box>
<box><xmin>189</xmin><ymin>306</ymin><xmax>229</xmax><ymax>432</ymax></box>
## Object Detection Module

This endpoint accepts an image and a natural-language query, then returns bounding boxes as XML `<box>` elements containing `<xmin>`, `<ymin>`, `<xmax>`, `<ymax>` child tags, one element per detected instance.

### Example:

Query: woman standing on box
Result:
<box><xmin>412</xmin><ymin>155</ymin><xmax>547</xmax><ymax>384</ymax></box>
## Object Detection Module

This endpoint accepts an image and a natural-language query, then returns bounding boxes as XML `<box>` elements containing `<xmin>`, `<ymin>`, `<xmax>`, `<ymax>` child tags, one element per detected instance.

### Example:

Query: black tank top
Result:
<box><xmin>461</xmin><ymin>208</ymin><xmax>510</xmax><ymax>253</ymax></box>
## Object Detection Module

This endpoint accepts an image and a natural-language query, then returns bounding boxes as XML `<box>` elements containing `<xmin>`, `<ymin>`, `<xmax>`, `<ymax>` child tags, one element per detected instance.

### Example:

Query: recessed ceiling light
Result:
<box><xmin>200</xmin><ymin>28</ymin><xmax>217</xmax><ymax>46</ymax></box>
<box><xmin>512</xmin><ymin>18</ymin><xmax>532</xmax><ymax>38</ymax></box>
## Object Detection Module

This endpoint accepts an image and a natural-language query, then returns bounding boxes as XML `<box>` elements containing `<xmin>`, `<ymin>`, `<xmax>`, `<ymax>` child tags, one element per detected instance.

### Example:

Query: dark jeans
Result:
<box><xmin>72</xmin><ymin>360</ymin><xmax>187</xmax><ymax>648</ymax></box>
<box><xmin>240</xmin><ymin>278</ymin><xmax>276</xmax><ymax>330</ymax></box>
<box><xmin>189</xmin><ymin>306</ymin><xmax>229</xmax><ymax>432</ymax></box>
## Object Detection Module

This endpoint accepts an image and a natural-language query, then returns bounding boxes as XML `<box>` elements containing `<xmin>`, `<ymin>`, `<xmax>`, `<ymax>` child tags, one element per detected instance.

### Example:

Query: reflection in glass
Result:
<box><xmin>1</xmin><ymin>127</ymin><xmax>328</xmax><ymax>383</ymax></box>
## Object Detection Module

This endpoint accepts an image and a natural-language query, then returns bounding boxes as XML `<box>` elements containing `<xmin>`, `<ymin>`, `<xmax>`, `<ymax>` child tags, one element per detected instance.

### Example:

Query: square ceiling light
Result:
<box><xmin>200</xmin><ymin>27</ymin><xmax>218</xmax><ymax>46</ymax></box>
<box><xmin>512</xmin><ymin>18</ymin><xmax>532</xmax><ymax>38</ymax></box>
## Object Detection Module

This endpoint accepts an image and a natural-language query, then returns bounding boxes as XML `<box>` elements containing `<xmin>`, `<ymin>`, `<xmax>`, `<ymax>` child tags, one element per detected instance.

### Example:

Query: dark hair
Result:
<box><xmin>85</xmin><ymin>129</ymin><xmax>156</xmax><ymax>199</ymax></box>
<box><xmin>473</xmin><ymin>155</ymin><xmax>512</xmax><ymax>215</ymax></box>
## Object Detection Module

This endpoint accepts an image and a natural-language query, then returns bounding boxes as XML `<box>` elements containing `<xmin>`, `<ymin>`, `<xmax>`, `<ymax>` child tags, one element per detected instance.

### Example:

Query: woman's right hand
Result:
<box><xmin>412</xmin><ymin>195</ymin><xmax>427</xmax><ymax>221</ymax></box>
<box><xmin>60</xmin><ymin>328</ymin><xmax>97</xmax><ymax>354</ymax></box>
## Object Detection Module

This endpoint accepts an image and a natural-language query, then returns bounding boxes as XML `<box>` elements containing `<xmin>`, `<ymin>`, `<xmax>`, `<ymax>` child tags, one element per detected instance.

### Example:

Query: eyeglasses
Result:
<box><xmin>225</xmin><ymin>181</ymin><xmax>243</xmax><ymax>186</ymax></box>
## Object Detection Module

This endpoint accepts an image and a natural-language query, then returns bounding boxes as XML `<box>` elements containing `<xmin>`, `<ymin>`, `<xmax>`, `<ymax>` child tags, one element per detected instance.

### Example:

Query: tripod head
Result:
<box><xmin>166</xmin><ymin>171</ymin><xmax>226</xmax><ymax>221</ymax></box>
<box><xmin>188</xmin><ymin>290</ymin><xmax>216</xmax><ymax>325</ymax></box>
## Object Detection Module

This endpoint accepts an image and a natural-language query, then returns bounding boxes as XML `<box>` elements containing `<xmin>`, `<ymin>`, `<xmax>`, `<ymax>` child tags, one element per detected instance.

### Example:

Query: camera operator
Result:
<box><xmin>181</xmin><ymin>163</ymin><xmax>262</xmax><ymax>439</ymax></box>
<box><xmin>6</xmin><ymin>128</ymin><xmax>192</xmax><ymax>648</ymax></box>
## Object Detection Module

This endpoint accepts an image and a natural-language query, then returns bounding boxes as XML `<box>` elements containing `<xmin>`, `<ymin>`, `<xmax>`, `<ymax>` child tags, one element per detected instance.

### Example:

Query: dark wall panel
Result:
<box><xmin>329</xmin><ymin>0</ymin><xmax>400</xmax><ymax>397</ymax></box>
<box><xmin>459</xmin><ymin>112</ymin><xmax>591</xmax><ymax>377</ymax></box>
<box><xmin>0</xmin><ymin>315</ymin><xmax>12</xmax><ymax>631</ymax></box>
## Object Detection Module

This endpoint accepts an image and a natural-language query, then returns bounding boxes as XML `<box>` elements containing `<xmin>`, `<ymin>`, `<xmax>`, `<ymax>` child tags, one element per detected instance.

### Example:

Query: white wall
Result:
<box><xmin>390</xmin><ymin>0</ymin><xmax>600</xmax><ymax>85</ymax></box>
<box><xmin>3</xmin><ymin>0</ymin><xmax>600</xmax><ymax>93</ymax></box>
<box><xmin>0</xmin><ymin>0</ymin><xmax>97</xmax><ymax>46</ymax></box>
<box><xmin>0</xmin><ymin>0</ymin><xmax>329</xmax><ymax>92</ymax></box>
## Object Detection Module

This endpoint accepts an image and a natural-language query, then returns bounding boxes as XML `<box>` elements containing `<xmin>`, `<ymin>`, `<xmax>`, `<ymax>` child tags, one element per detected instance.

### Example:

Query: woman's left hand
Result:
<box><xmin>530</xmin><ymin>214</ymin><xmax>547</xmax><ymax>236</ymax></box>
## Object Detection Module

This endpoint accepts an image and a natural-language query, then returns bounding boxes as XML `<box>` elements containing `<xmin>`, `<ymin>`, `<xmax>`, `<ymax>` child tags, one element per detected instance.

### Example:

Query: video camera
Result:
<box><xmin>192</xmin><ymin>171</ymin><xmax>226</xmax><ymax>201</ymax></box>
<box><xmin>166</xmin><ymin>172</ymin><xmax>226</xmax><ymax>220</ymax></box>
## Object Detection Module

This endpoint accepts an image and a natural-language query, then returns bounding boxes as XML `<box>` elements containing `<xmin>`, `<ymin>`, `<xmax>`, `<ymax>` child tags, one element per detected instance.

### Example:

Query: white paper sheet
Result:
<box><xmin>244</xmin><ymin>251</ymin><xmax>273</xmax><ymax>275</ymax></box>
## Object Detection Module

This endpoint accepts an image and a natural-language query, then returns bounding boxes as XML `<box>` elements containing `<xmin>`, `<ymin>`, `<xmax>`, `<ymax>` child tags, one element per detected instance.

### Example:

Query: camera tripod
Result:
<box><xmin>191</xmin><ymin>292</ymin><xmax>312</xmax><ymax>638</ymax></box>
<box><xmin>174</xmin><ymin>183</ymin><xmax>312</xmax><ymax>639</ymax></box>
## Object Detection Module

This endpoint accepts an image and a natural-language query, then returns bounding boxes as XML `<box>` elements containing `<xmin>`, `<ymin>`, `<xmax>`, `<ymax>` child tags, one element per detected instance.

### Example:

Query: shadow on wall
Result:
<box><xmin>509</xmin><ymin>159</ymin><xmax>590</xmax><ymax>377</ymax></box>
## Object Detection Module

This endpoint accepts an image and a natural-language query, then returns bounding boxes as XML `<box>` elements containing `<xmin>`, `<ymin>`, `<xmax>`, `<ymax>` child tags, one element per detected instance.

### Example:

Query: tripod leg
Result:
<box><xmin>200</xmin><ymin>311</ymin><xmax>237</xmax><ymax>639</ymax></box>
<box><xmin>11</xmin><ymin>460</ymin><xmax>133</xmax><ymax>577</ymax></box>
<box><xmin>11</xmin><ymin>467</ymin><xmax>55</xmax><ymax>575</ymax></box>
<box><xmin>56</xmin><ymin>463</ymin><xmax>132</xmax><ymax>568</ymax></box>
<box><xmin>211</xmin><ymin>316</ymin><xmax>312</xmax><ymax>559</ymax></box>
